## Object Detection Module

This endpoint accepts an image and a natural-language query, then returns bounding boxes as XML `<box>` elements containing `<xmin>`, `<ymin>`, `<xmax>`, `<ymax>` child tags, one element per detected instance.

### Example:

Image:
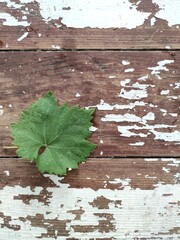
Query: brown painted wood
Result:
<box><xmin>0</xmin><ymin>2</ymin><xmax>179</xmax><ymax>237</ymax></box>
<box><xmin>0</xmin><ymin>1</ymin><xmax>179</xmax><ymax>50</ymax></box>
<box><xmin>0</xmin><ymin>51</ymin><xmax>179</xmax><ymax>157</ymax></box>
<box><xmin>0</xmin><ymin>158</ymin><xmax>179</xmax><ymax>190</ymax></box>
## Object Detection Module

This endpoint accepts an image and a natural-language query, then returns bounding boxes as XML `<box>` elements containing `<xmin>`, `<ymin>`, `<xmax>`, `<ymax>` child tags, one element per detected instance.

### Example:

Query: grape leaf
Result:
<box><xmin>10</xmin><ymin>92</ymin><xmax>96</xmax><ymax>175</ymax></box>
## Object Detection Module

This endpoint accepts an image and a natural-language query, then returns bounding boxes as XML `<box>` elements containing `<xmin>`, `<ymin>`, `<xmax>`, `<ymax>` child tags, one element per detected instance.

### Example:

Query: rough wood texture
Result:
<box><xmin>0</xmin><ymin>0</ymin><xmax>180</xmax><ymax>50</ymax></box>
<box><xmin>0</xmin><ymin>51</ymin><xmax>179</xmax><ymax>157</ymax></box>
<box><xmin>0</xmin><ymin>158</ymin><xmax>179</xmax><ymax>239</ymax></box>
<box><xmin>0</xmin><ymin>1</ymin><xmax>180</xmax><ymax>239</ymax></box>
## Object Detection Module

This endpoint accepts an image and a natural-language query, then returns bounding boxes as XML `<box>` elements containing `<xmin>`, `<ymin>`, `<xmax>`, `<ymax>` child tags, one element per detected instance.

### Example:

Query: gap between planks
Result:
<box><xmin>0</xmin><ymin>48</ymin><xmax>180</xmax><ymax>52</ymax></box>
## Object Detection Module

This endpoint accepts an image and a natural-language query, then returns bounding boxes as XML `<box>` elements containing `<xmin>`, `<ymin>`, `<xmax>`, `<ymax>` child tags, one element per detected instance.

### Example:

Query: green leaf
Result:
<box><xmin>10</xmin><ymin>92</ymin><xmax>96</xmax><ymax>175</ymax></box>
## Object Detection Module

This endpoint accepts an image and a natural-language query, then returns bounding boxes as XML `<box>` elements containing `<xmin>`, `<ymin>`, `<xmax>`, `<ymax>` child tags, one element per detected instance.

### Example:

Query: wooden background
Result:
<box><xmin>0</xmin><ymin>1</ymin><xmax>180</xmax><ymax>239</ymax></box>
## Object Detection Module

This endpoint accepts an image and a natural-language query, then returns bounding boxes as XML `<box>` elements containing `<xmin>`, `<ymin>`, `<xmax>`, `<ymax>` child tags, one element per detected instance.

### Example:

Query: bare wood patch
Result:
<box><xmin>0</xmin><ymin>158</ymin><xmax>179</xmax><ymax>190</ymax></box>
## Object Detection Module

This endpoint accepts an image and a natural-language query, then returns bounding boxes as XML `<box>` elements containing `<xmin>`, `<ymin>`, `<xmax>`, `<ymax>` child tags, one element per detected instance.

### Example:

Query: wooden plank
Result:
<box><xmin>0</xmin><ymin>158</ymin><xmax>179</xmax><ymax>239</ymax></box>
<box><xmin>0</xmin><ymin>0</ymin><xmax>180</xmax><ymax>50</ymax></box>
<box><xmin>0</xmin><ymin>158</ymin><xmax>179</xmax><ymax>190</ymax></box>
<box><xmin>0</xmin><ymin>51</ymin><xmax>179</xmax><ymax>157</ymax></box>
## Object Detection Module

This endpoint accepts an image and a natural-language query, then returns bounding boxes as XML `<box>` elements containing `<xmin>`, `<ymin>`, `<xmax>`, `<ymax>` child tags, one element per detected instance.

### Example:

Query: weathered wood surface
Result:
<box><xmin>0</xmin><ymin>51</ymin><xmax>179</xmax><ymax>157</ymax></box>
<box><xmin>0</xmin><ymin>0</ymin><xmax>180</xmax><ymax>239</ymax></box>
<box><xmin>0</xmin><ymin>158</ymin><xmax>179</xmax><ymax>239</ymax></box>
<box><xmin>0</xmin><ymin>0</ymin><xmax>180</xmax><ymax>50</ymax></box>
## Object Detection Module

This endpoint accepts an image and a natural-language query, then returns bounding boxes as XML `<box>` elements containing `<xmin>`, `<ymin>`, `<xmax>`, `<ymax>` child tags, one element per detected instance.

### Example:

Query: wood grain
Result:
<box><xmin>0</xmin><ymin>1</ymin><xmax>179</xmax><ymax>238</ymax></box>
<box><xmin>0</xmin><ymin>1</ymin><xmax>179</xmax><ymax>50</ymax></box>
<box><xmin>0</xmin><ymin>158</ymin><xmax>179</xmax><ymax>190</ymax></box>
<box><xmin>0</xmin><ymin>51</ymin><xmax>179</xmax><ymax>157</ymax></box>
<box><xmin>0</xmin><ymin>158</ymin><xmax>179</xmax><ymax>239</ymax></box>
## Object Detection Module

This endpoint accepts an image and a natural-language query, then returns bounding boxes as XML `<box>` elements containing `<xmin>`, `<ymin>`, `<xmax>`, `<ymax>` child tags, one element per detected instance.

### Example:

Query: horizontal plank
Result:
<box><xmin>0</xmin><ymin>158</ymin><xmax>179</xmax><ymax>239</ymax></box>
<box><xmin>0</xmin><ymin>158</ymin><xmax>179</xmax><ymax>190</ymax></box>
<box><xmin>0</xmin><ymin>51</ymin><xmax>179</xmax><ymax>157</ymax></box>
<box><xmin>0</xmin><ymin>0</ymin><xmax>180</xmax><ymax>50</ymax></box>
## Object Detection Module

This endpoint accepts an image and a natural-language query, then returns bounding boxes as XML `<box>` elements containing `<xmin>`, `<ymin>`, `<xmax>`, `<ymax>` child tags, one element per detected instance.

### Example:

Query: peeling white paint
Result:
<box><xmin>109</xmin><ymin>75</ymin><xmax>116</xmax><ymax>79</ymax></box>
<box><xmin>86</xmin><ymin>100</ymin><xmax>146</xmax><ymax>111</ymax></box>
<box><xmin>162</xmin><ymin>167</ymin><xmax>170</xmax><ymax>173</ymax></box>
<box><xmin>0</xmin><ymin>12</ymin><xmax>30</xmax><ymax>26</ymax></box>
<box><xmin>100</xmin><ymin>139</ymin><xmax>104</xmax><ymax>144</ymax></box>
<box><xmin>117</xmin><ymin>123</ymin><xmax>178</xmax><ymax>140</ymax></box>
<box><xmin>0</xmin><ymin>181</ymin><xmax>179</xmax><ymax>239</ymax></box>
<box><xmin>152</xmin><ymin>0</ymin><xmax>180</xmax><ymax>27</ymax></box>
<box><xmin>119</xmin><ymin>89</ymin><xmax>148</xmax><ymax>100</ymax></box>
<box><xmin>52</xmin><ymin>45</ymin><xmax>61</xmax><ymax>49</ymax></box>
<box><xmin>120</xmin><ymin>79</ymin><xmax>131</xmax><ymax>87</ymax></box>
<box><xmin>129</xmin><ymin>142</ymin><xmax>145</xmax><ymax>146</ymax></box>
<box><xmin>124</xmin><ymin>68</ymin><xmax>135</xmax><ymax>73</ymax></box>
<box><xmin>27</xmin><ymin>0</ymin><xmax>151</xmax><ymax>29</ymax></box>
<box><xmin>144</xmin><ymin>158</ymin><xmax>159</xmax><ymax>162</ymax></box>
<box><xmin>138</xmin><ymin>75</ymin><xmax>149</xmax><ymax>81</ymax></box>
<box><xmin>145</xmin><ymin>175</ymin><xmax>157</xmax><ymax>179</ymax></box>
<box><xmin>4</xmin><ymin>170</ymin><xmax>10</xmax><ymax>176</ymax></box>
<box><xmin>148</xmin><ymin>60</ymin><xmax>174</xmax><ymax>80</ymax></box>
<box><xmin>0</xmin><ymin>109</ymin><xmax>4</xmax><ymax>116</ymax></box>
<box><xmin>150</xmin><ymin>129</ymin><xmax>180</xmax><ymax>142</ymax></box>
<box><xmin>75</xmin><ymin>93</ymin><xmax>81</xmax><ymax>98</ymax></box>
<box><xmin>17</xmin><ymin>32</ymin><xmax>29</xmax><ymax>42</ymax></box>
<box><xmin>165</xmin><ymin>45</ymin><xmax>171</xmax><ymax>49</ymax></box>
<box><xmin>89</xmin><ymin>126</ymin><xmax>98</xmax><ymax>132</ymax></box>
<box><xmin>101</xmin><ymin>112</ymin><xmax>155</xmax><ymax>123</ymax></box>
<box><xmin>174</xmin><ymin>83</ymin><xmax>180</xmax><ymax>89</ymax></box>
<box><xmin>1</xmin><ymin>0</ymin><xmax>180</xmax><ymax>30</ymax></box>
<box><xmin>150</xmin><ymin>17</ymin><xmax>156</xmax><ymax>26</ymax></box>
<box><xmin>167</xmin><ymin>95</ymin><xmax>180</xmax><ymax>100</ymax></box>
<box><xmin>169</xmin><ymin>113</ymin><xmax>178</xmax><ymax>117</ymax></box>
<box><xmin>160</xmin><ymin>89</ymin><xmax>170</xmax><ymax>95</ymax></box>
<box><xmin>108</xmin><ymin>178</ymin><xmax>131</xmax><ymax>187</ymax></box>
<box><xmin>122</xmin><ymin>60</ymin><xmax>130</xmax><ymax>66</ymax></box>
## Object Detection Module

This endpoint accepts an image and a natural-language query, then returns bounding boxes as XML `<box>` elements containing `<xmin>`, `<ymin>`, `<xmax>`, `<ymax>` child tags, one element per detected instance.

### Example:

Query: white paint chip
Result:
<box><xmin>0</xmin><ymin>109</ymin><xmax>4</xmax><ymax>116</ymax></box>
<box><xmin>52</xmin><ymin>45</ymin><xmax>61</xmax><ymax>49</ymax></box>
<box><xmin>120</xmin><ymin>79</ymin><xmax>131</xmax><ymax>87</ymax></box>
<box><xmin>162</xmin><ymin>167</ymin><xmax>170</xmax><ymax>173</ymax></box>
<box><xmin>148</xmin><ymin>60</ymin><xmax>174</xmax><ymax>80</ymax></box>
<box><xmin>119</xmin><ymin>89</ymin><xmax>148</xmax><ymax>100</ymax></box>
<box><xmin>109</xmin><ymin>75</ymin><xmax>116</xmax><ymax>79</ymax></box>
<box><xmin>101</xmin><ymin>112</ymin><xmax>155</xmax><ymax>123</ymax></box>
<box><xmin>17</xmin><ymin>32</ymin><xmax>29</xmax><ymax>42</ymax></box>
<box><xmin>165</xmin><ymin>46</ymin><xmax>171</xmax><ymax>49</ymax></box>
<box><xmin>4</xmin><ymin>171</ymin><xmax>10</xmax><ymax>176</ymax></box>
<box><xmin>122</xmin><ymin>60</ymin><xmax>130</xmax><ymax>65</ymax></box>
<box><xmin>0</xmin><ymin>12</ymin><xmax>30</xmax><ymax>26</ymax></box>
<box><xmin>75</xmin><ymin>93</ymin><xmax>81</xmax><ymax>97</ymax></box>
<box><xmin>117</xmin><ymin>123</ymin><xmax>177</xmax><ymax>140</ymax></box>
<box><xmin>160</xmin><ymin>90</ymin><xmax>170</xmax><ymax>95</ymax></box>
<box><xmin>150</xmin><ymin>129</ymin><xmax>180</xmax><ymax>142</ymax></box>
<box><xmin>174</xmin><ymin>83</ymin><xmax>180</xmax><ymax>89</ymax></box>
<box><xmin>152</xmin><ymin>0</ymin><xmax>180</xmax><ymax>27</ymax></box>
<box><xmin>129</xmin><ymin>142</ymin><xmax>145</xmax><ymax>146</ymax></box>
<box><xmin>150</xmin><ymin>17</ymin><xmax>156</xmax><ymax>26</ymax></box>
<box><xmin>169</xmin><ymin>113</ymin><xmax>178</xmax><ymax>117</ymax></box>
<box><xmin>89</xmin><ymin>126</ymin><xmax>98</xmax><ymax>132</ymax></box>
<box><xmin>124</xmin><ymin>68</ymin><xmax>135</xmax><ymax>73</ymax></box>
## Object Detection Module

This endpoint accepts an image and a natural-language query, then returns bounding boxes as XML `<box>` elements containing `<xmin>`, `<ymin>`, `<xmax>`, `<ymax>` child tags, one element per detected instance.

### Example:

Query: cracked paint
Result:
<box><xmin>0</xmin><ymin>177</ymin><xmax>179</xmax><ymax>239</ymax></box>
<box><xmin>1</xmin><ymin>0</ymin><xmax>180</xmax><ymax>29</ymax></box>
